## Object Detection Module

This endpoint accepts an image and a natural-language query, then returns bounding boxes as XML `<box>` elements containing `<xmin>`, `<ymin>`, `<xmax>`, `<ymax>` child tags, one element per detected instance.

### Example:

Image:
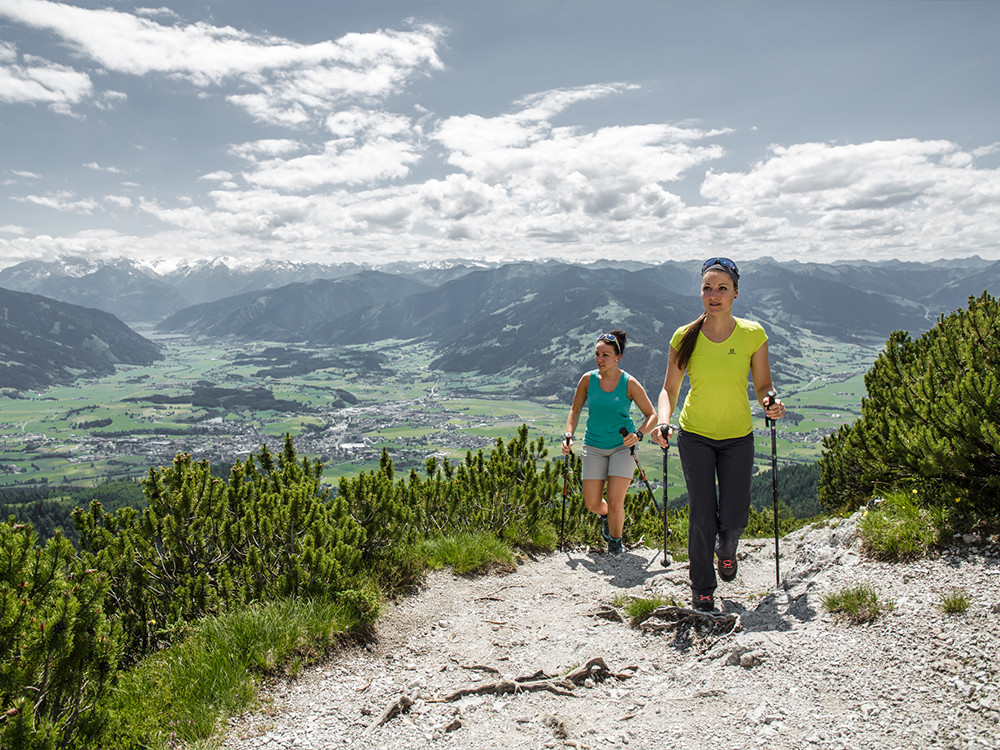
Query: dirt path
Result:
<box><xmin>221</xmin><ymin>517</ymin><xmax>1000</xmax><ymax>750</ymax></box>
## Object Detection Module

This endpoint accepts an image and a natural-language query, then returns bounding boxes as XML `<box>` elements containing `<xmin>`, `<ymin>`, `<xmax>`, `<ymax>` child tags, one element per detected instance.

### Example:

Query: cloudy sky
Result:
<box><xmin>1</xmin><ymin>0</ymin><xmax>998</xmax><ymax>271</ymax></box>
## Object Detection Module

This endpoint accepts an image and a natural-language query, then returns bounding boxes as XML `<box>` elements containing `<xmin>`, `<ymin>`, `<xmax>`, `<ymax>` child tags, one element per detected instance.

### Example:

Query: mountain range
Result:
<box><xmin>160</xmin><ymin>256</ymin><xmax>1000</xmax><ymax>397</ymax></box>
<box><xmin>0</xmin><ymin>256</ymin><xmax>497</xmax><ymax>325</ymax></box>
<box><xmin>0</xmin><ymin>287</ymin><xmax>161</xmax><ymax>391</ymax></box>
<box><xmin>1</xmin><ymin>255</ymin><xmax>997</xmax><ymax>398</ymax></box>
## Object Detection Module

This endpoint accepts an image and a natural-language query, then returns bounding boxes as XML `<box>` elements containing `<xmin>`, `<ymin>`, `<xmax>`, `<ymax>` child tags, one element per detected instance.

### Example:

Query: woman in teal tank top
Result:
<box><xmin>562</xmin><ymin>329</ymin><xmax>657</xmax><ymax>554</ymax></box>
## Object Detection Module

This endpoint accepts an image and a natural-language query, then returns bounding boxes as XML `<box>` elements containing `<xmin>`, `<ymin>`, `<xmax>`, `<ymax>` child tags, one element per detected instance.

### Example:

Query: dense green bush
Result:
<box><xmin>338</xmin><ymin>426</ymin><xmax>680</xmax><ymax>555</ymax></box>
<box><xmin>422</xmin><ymin>426</ymin><xmax>558</xmax><ymax>540</ymax></box>
<box><xmin>343</xmin><ymin>426</ymin><xmax>564</xmax><ymax>548</ymax></box>
<box><xmin>0</xmin><ymin>523</ymin><xmax>121</xmax><ymax>749</ymax></box>
<box><xmin>72</xmin><ymin>435</ymin><xmax>365</xmax><ymax>660</ymax></box>
<box><xmin>819</xmin><ymin>292</ymin><xmax>1000</xmax><ymax>521</ymax></box>
<box><xmin>337</xmin><ymin>448</ymin><xmax>418</xmax><ymax>563</ymax></box>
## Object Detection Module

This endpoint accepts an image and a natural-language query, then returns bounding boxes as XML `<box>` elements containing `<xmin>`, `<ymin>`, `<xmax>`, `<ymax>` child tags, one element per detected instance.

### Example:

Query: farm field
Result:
<box><xmin>0</xmin><ymin>333</ymin><xmax>881</xmax><ymax>501</ymax></box>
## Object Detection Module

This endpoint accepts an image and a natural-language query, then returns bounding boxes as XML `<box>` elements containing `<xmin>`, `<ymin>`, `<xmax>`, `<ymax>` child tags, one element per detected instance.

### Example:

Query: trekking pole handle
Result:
<box><xmin>655</xmin><ymin>423</ymin><xmax>674</xmax><ymax>447</ymax></box>
<box><xmin>619</xmin><ymin>426</ymin><xmax>638</xmax><ymax>454</ymax></box>
<box><xmin>562</xmin><ymin>432</ymin><xmax>574</xmax><ymax>454</ymax></box>
<box><xmin>763</xmin><ymin>390</ymin><xmax>778</xmax><ymax>427</ymax></box>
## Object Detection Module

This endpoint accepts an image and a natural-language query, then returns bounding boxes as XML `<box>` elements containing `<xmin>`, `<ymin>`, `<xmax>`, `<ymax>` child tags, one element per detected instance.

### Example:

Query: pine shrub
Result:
<box><xmin>337</xmin><ymin>448</ymin><xmax>419</xmax><ymax>563</ymax></box>
<box><xmin>72</xmin><ymin>434</ymin><xmax>365</xmax><ymax>660</ymax></box>
<box><xmin>819</xmin><ymin>292</ymin><xmax>1000</xmax><ymax>523</ymax></box>
<box><xmin>0</xmin><ymin>523</ymin><xmax>121</xmax><ymax>749</ymax></box>
<box><xmin>382</xmin><ymin>425</ymin><xmax>562</xmax><ymax>542</ymax></box>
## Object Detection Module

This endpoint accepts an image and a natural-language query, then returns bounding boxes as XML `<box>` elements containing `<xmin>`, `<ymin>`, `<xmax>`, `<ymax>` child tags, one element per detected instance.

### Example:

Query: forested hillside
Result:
<box><xmin>0</xmin><ymin>287</ymin><xmax>161</xmax><ymax>391</ymax></box>
<box><xmin>0</xmin><ymin>481</ymin><xmax>145</xmax><ymax>544</ymax></box>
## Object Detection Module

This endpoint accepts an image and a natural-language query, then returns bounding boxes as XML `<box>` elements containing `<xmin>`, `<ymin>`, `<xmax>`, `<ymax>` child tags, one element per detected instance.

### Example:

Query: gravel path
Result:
<box><xmin>221</xmin><ymin>514</ymin><xmax>1000</xmax><ymax>750</ymax></box>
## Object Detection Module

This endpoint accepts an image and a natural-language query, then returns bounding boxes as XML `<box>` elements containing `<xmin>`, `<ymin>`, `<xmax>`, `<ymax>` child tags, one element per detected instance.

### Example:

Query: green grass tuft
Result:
<box><xmin>101</xmin><ymin>595</ymin><xmax>375</xmax><ymax>749</ymax></box>
<box><xmin>822</xmin><ymin>584</ymin><xmax>894</xmax><ymax>625</ymax></box>
<box><xmin>858</xmin><ymin>491</ymin><xmax>948</xmax><ymax>560</ymax></box>
<box><xmin>416</xmin><ymin>532</ymin><xmax>516</xmax><ymax>575</ymax></box>
<box><xmin>938</xmin><ymin>589</ymin><xmax>971</xmax><ymax>614</ymax></box>
<box><xmin>619</xmin><ymin>594</ymin><xmax>683</xmax><ymax>626</ymax></box>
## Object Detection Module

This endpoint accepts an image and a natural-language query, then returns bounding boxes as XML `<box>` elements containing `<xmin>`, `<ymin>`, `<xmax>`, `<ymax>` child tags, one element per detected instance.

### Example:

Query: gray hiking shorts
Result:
<box><xmin>581</xmin><ymin>443</ymin><xmax>634</xmax><ymax>481</ymax></box>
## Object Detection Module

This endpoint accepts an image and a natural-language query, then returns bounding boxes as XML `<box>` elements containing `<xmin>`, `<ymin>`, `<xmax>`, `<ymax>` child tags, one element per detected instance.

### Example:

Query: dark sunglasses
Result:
<box><xmin>597</xmin><ymin>333</ymin><xmax>620</xmax><ymax>353</ymax></box>
<box><xmin>702</xmin><ymin>257</ymin><xmax>740</xmax><ymax>276</ymax></box>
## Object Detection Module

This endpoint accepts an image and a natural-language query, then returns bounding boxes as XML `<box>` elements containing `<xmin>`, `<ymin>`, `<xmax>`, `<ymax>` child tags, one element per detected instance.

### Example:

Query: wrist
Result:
<box><xmin>634</xmin><ymin>430</ymin><xmax>643</xmax><ymax>440</ymax></box>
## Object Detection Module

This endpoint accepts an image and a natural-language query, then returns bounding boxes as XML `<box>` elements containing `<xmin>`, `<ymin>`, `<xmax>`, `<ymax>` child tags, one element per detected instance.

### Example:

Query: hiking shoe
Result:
<box><xmin>607</xmin><ymin>537</ymin><xmax>623</xmax><ymax>555</ymax></box>
<box><xmin>691</xmin><ymin>594</ymin><xmax>715</xmax><ymax>612</ymax></box>
<box><xmin>600</xmin><ymin>514</ymin><xmax>612</xmax><ymax>542</ymax></box>
<box><xmin>718</xmin><ymin>557</ymin><xmax>737</xmax><ymax>582</ymax></box>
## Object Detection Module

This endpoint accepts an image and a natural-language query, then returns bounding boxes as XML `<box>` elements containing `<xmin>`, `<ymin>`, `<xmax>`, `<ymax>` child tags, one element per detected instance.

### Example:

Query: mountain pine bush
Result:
<box><xmin>72</xmin><ymin>435</ymin><xmax>366</xmax><ymax>660</ymax></box>
<box><xmin>0</xmin><ymin>523</ymin><xmax>121</xmax><ymax>750</ymax></box>
<box><xmin>385</xmin><ymin>425</ymin><xmax>560</xmax><ymax>543</ymax></box>
<box><xmin>818</xmin><ymin>292</ymin><xmax>1000</xmax><ymax>521</ymax></box>
<box><xmin>337</xmin><ymin>448</ymin><xmax>419</xmax><ymax>563</ymax></box>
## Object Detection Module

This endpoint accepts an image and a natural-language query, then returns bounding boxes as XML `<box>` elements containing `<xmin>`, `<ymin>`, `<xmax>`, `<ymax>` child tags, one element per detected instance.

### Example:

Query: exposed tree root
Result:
<box><xmin>429</xmin><ymin>656</ymin><xmax>634</xmax><ymax>703</ymax></box>
<box><xmin>639</xmin><ymin>605</ymin><xmax>741</xmax><ymax>648</ymax></box>
<box><xmin>363</xmin><ymin>694</ymin><xmax>414</xmax><ymax>735</ymax></box>
<box><xmin>365</xmin><ymin>657</ymin><xmax>636</xmax><ymax>732</ymax></box>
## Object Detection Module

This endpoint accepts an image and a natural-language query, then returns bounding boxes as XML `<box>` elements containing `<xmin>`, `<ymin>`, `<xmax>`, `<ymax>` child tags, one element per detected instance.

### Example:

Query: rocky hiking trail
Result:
<box><xmin>222</xmin><ymin>515</ymin><xmax>1000</xmax><ymax>750</ymax></box>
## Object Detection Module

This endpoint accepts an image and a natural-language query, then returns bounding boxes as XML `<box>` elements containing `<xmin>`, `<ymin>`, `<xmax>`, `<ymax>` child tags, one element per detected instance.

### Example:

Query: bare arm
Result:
<box><xmin>750</xmin><ymin>340</ymin><xmax>784</xmax><ymax>420</ymax></box>
<box><xmin>562</xmin><ymin>374</ymin><xmax>589</xmax><ymax>453</ymax></box>
<box><xmin>652</xmin><ymin>346</ymin><xmax>684</xmax><ymax>447</ymax></box>
<box><xmin>623</xmin><ymin>377</ymin><xmax>658</xmax><ymax>448</ymax></box>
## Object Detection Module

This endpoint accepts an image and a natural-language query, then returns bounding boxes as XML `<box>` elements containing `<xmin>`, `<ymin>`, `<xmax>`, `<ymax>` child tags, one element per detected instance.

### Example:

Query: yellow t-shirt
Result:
<box><xmin>670</xmin><ymin>317</ymin><xmax>767</xmax><ymax>440</ymax></box>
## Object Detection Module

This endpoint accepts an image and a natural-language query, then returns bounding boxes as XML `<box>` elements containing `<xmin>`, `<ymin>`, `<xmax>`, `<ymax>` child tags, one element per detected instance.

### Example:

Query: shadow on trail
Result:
<box><xmin>725</xmin><ymin>584</ymin><xmax>819</xmax><ymax>633</ymax></box>
<box><xmin>561</xmin><ymin>547</ymin><xmax>676</xmax><ymax>589</ymax></box>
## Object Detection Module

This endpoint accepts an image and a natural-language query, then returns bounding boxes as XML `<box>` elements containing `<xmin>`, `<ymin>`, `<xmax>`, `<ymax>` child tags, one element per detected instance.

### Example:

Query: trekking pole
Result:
<box><xmin>560</xmin><ymin>434</ymin><xmax>572</xmax><ymax>551</ymax></box>
<box><xmin>658</xmin><ymin>424</ymin><xmax>673</xmax><ymax>568</ymax></box>
<box><xmin>763</xmin><ymin>390</ymin><xmax>781</xmax><ymax>587</ymax></box>
<box><xmin>618</xmin><ymin>427</ymin><xmax>664</xmax><ymax>562</ymax></box>
<box><xmin>619</xmin><ymin>427</ymin><xmax>656</xmax><ymax>499</ymax></box>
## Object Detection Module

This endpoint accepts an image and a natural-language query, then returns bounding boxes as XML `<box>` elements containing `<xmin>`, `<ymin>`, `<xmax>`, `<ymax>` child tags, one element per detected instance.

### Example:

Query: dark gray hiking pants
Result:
<box><xmin>677</xmin><ymin>429</ymin><xmax>754</xmax><ymax>597</ymax></box>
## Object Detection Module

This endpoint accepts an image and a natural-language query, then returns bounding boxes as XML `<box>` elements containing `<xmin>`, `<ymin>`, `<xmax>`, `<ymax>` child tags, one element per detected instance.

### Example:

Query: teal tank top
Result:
<box><xmin>583</xmin><ymin>370</ymin><xmax>636</xmax><ymax>449</ymax></box>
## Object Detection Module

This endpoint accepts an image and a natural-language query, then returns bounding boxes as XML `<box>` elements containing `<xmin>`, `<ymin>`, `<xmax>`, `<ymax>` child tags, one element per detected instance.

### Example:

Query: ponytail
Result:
<box><xmin>675</xmin><ymin>313</ymin><xmax>707</xmax><ymax>371</ymax></box>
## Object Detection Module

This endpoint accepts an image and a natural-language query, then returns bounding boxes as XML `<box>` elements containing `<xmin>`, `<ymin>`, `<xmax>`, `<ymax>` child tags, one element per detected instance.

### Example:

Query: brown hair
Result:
<box><xmin>599</xmin><ymin>329</ymin><xmax>628</xmax><ymax>355</ymax></box>
<box><xmin>675</xmin><ymin>314</ymin><xmax>706</xmax><ymax>371</ymax></box>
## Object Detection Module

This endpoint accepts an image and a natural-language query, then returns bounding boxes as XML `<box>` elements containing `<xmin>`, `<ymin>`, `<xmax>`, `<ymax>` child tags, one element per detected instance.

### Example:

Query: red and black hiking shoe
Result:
<box><xmin>691</xmin><ymin>593</ymin><xmax>715</xmax><ymax>612</ymax></box>
<box><xmin>718</xmin><ymin>557</ymin><xmax>738</xmax><ymax>582</ymax></box>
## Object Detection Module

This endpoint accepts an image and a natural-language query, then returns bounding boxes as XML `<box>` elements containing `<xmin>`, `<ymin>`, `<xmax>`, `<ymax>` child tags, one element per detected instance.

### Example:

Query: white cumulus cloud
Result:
<box><xmin>0</xmin><ymin>41</ymin><xmax>93</xmax><ymax>109</ymax></box>
<box><xmin>0</xmin><ymin>0</ymin><xmax>446</xmax><ymax>124</ymax></box>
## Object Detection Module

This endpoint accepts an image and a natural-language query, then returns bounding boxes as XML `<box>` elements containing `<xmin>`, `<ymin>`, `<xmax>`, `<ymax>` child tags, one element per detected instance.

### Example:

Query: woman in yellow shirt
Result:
<box><xmin>651</xmin><ymin>258</ymin><xmax>785</xmax><ymax>611</ymax></box>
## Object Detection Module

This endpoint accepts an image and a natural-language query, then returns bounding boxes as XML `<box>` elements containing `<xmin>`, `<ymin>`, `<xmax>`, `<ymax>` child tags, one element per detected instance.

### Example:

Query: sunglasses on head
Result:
<box><xmin>702</xmin><ymin>257</ymin><xmax>739</xmax><ymax>275</ymax></box>
<box><xmin>597</xmin><ymin>333</ymin><xmax>620</xmax><ymax>353</ymax></box>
